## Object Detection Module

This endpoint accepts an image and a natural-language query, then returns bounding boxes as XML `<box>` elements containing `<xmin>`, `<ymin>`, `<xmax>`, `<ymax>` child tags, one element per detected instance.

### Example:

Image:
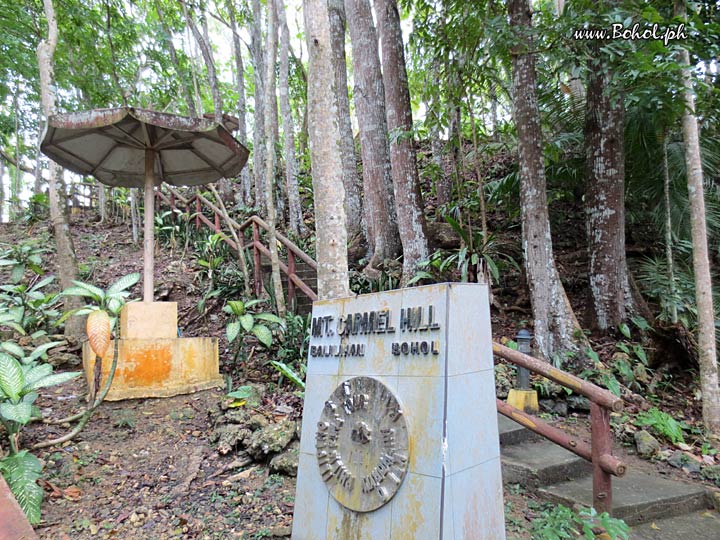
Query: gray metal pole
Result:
<box><xmin>516</xmin><ymin>329</ymin><xmax>532</xmax><ymax>389</ymax></box>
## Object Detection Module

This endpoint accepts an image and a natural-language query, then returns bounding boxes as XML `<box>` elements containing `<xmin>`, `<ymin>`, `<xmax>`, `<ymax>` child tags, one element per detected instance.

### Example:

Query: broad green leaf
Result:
<box><xmin>0</xmin><ymin>259</ymin><xmax>16</xmax><ymax>266</ymax></box>
<box><xmin>252</xmin><ymin>324</ymin><xmax>273</xmax><ymax>348</ymax></box>
<box><xmin>0</xmin><ymin>353</ymin><xmax>24</xmax><ymax>400</ymax></box>
<box><xmin>1</xmin><ymin>342</ymin><xmax>25</xmax><ymax>359</ymax></box>
<box><xmin>239</xmin><ymin>314</ymin><xmax>254</xmax><ymax>332</ymax></box>
<box><xmin>227</xmin><ymin>300</ymin><xmax>245</xmax><ymax>316</ymax></box>
<box><xmin>618</xmin><ymin>323</ymin><xmax>631</xmax><ymax>339</ymax></box>
<box><xmin>69</xmin><ymin>281</ymin><xmax>106</xmax><ymax>301</ymax></box>
<box><xmin>485</xmin><ymin>256</ymin><xmax>500</xmax><ymax>282</ymax></box>
<box><xmin>107</xmin><ymin>297</ymin><xmax>122</xmax><ymax>316</ymax></box>
<box><xmin>0</xmin><ymin>450</ymin><xmax>43</xmax><ymax>524</ymax></box>
<box><xmin>107</xmin><ymin>273</ymin><xmax>140</xmax><ymax>294</ymax></box>
<box><xmin>406</xmin><ymin>271</ymin><xmax>433</xmax><ymax>286</ymax></box>
<box><xmin>30</xmin><ymin>276</ymin><xmax>55</xmax><ymax>291</ymax></box>
<box><xmin>27</xmin><ymin>341</ymin><xmax>65</xmax><ymax>362</ymax></box>
<box><xmin>57</xmin><ymin>307</ymin><xmax>96</xmax><ymax>324</ymax></box>
<box><xmin>270</xmin><ymin>361</ymin><xmax>305</xmax><ymax>390</ymax></box>
<box><xmin>60</xmin><ymin>286</ymin><xmax>101</xmax><ymax>300</ymax></box>
<box><xmin>254</xmin><ymin>313</ymin><xmax>285</xmax><ymax>326</ymax></box>
<box><xmin>25</xmin><ymin>371</ymin><xmax>80</xmax><ymax>391</ymax></box>
<box><xmin>23</xmin><ymin>364</ymin><xmax>53</xmax><ymax>386</ymax></box>
<box><xmin>10</xmin><ymin>264</ymin><xmax>24</xmax><ymax>283</ymax></box>
<box><xmin>0</xmin><ymin>322</ymin><xmax>26</xmax><ymax>335</ymax></box>
<box><xmin>227</xmin><ymin>386</ymin><xmax>254</xmax><ymax>400</ymax></box>
<box><xmin>244</xmin><ymin>299</ymin><xmax>263</xmax><ymax>309</ymax></box>
<box><xmin>0</xmin><ymin>401</ymin><xmax>32</xmax><ymax>424</ymax></box>
<box><xmin>444</xmin><ymin>215</ymin><xmax>470</xmax><ymax>245</ymax></box>
<box><xmin>226</xmin><ymin>321</ymin><xmax>241</xmax><ymax>343</ymax></box>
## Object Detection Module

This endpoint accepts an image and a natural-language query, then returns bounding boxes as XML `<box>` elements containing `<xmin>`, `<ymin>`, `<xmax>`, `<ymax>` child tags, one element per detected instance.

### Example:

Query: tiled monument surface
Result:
<box><xmin>292</xmin><ymin>283</ymin><xmax>505</xmax><ymax>540</ymax></box>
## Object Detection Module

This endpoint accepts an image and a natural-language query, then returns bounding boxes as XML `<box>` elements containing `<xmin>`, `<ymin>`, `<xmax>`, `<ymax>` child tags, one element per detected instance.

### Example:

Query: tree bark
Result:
<box><xmin>12</xmin><ymin>92</ymin><xmax>21</xmax><ymax>221</ymax></box>
<box><xmin>277</xmin><ymin>0</ymin><xmax>305</xmax><ymax>236</ymax></box>
<box><xmin>344</xmin><ymin>0</ymin><xmax>401</xmax><ymax>268</ymax></box>
<box><xmin>676</xmin><ymin>1</ymin><xmax>720</xmax><ymax>435</ymax></box>
<box><xmin>227</xmin><ymin>0</ymin><xmax>252</xmax><ymax>205</ymax></box>
<box><xmin>181</xmin><ymin>0</ymin><xmax>222</xmax><ymax>124</ymax></box>
<box><xmin>508</xmin><ymin>0</ymin><xmax>585</xmax><ymax>361</ymax></box>
<box><xmin>662</xmin><ymin>135</ymin><xmax>678</xmax><ymax>323</ymax></box>
<box><xmin>37</xmin><ymin>0</ymin><xmax>84</xmax><ymax>340</ymax></box>
<box><xmin>376</xmin><ymin>0</ymin><xmax>429</xmax><ymax>284</ymax></box>
<box><xmin>263</xmin><ymin>0</ymin><xmax>286</xmax><ymax>317</ymax></box>
<box><xmin>0</xmin><ymin>160</ymin><xmax>5</xmax><ymax>222</ymax></box>
<box><xmin>584</xmin><ymin>56</ymin><xmax>632</xmax><ymax>331</ymax></box>
<box><xmin>304</xmin><ymin>0</ymin><xmax>350</xmax><ymax>300</ymax></box>
<box><xmin>328</xmin><ymin>0</ymin><xmax>363</xmax><ymax>240</ymax></box>
<box><xmin>250</xmin><ymin>0</ymin><xmax>267</xmax><ymax>215</ymax></box>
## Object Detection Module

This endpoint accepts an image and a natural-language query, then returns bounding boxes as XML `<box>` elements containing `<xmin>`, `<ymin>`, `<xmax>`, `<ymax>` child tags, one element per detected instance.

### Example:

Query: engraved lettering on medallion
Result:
<box><xmin>315</xmin><ymin>377</ymin><xmax>409</xmax><ymax>512</ymax></box>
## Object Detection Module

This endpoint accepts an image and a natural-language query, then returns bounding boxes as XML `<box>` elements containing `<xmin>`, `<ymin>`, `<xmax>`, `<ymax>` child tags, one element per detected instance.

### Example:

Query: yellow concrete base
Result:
<box><xmin>82</xmin><ymin>337</ymin><xmax>223</xmax><ymax>401</ymax></box>
<box><xmin>507</xmin><ymin>389</ymin><xmax>540</xmax><ymax>414</ymax></box>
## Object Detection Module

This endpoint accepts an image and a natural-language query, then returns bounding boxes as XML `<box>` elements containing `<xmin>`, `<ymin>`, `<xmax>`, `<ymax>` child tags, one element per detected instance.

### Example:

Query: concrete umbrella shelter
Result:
<box><xmin>40</xmin><ymin>106</ymin><xmax>249</xmax><ymax>301</ymax></box>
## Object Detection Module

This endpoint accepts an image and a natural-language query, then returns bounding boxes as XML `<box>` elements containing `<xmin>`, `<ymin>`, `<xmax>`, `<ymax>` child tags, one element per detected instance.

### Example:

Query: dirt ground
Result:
<box><xmin>3</xmin><ymin>216</ymin><xmax>717</xmax><ymax>539</ymax></box>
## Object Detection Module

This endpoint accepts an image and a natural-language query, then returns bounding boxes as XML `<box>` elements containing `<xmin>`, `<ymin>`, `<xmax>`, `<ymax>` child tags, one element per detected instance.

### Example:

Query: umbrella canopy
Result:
<box><xmin>41</xmin><ymin>107</ymin><xmax>249</xmax><ymax>302</ymax></box>
<box><xmin>41</xmin><ymin>107</ymin><xmax>248</xmax><ymax>188</ymax></box>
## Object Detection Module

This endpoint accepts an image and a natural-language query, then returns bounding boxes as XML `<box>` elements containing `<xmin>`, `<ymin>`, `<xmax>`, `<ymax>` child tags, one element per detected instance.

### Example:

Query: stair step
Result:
<box><xmin>630</xmin><ymin>509</ymin><xmax>720</xmax><ymax>539</ymax></box>
<box><xmin>501</xmin><ymin>439</ymin><xmax>591</xmax><ymax>487</ymax></box>
<box><xmin>498</xmin><ymin>414</ymin><xmax>537</xmax><ymax>446</ymax></box>
<box><xmin>539</xmin><ymin>471</ymin><xmax>711</xmax><ymax>525</ymax></box>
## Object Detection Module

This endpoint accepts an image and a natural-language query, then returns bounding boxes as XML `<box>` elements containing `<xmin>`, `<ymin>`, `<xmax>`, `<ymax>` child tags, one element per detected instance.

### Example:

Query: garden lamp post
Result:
<box><xmin>507</xmin><ymin>328</ymin><xmax>539</xmax><ymax>413</ymax></box>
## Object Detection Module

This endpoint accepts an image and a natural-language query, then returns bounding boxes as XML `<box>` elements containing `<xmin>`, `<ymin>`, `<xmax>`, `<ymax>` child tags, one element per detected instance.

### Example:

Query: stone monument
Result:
<box><xmin>292</xmin><ymin>283</ymin><xmax>505</xmax><ymax>540</ymax></box>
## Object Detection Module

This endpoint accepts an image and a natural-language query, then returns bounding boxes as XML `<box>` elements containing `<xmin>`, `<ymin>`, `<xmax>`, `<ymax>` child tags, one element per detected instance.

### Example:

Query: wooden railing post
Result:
<box><xmin>252</xmin><ymin>220</ymin><xmax>262</xmax><ymax>297</ymax></box>
<box><xmin>288</xmin><ymin>251</ymin><xmax>296</xmax><ymax>309</ymax></box>
<box><xmin>591</xmin><ymin>402</ymin><xmax>612</xmax><ymax>514</ymax></box>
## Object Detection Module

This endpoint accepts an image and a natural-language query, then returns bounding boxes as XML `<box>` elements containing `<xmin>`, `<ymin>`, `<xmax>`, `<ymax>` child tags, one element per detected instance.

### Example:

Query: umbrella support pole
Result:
<box><xmin>143</xmin><ymin>150</ymin><xmax>155</xmax><ymax>302</ymax></box>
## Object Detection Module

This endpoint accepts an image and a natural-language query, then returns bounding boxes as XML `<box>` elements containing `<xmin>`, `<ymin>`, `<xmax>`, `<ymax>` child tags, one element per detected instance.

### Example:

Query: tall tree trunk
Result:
<box><xmin>263</xmin><ymin>0</ymin><xmax>286</xmax><ymax>317</ymax></box>
<box><xmin>250</xmin><ymin>0</ymin><xmax>267</xmax><ymax>214</ymax></box>
<box><xmin>328</xmin><ymin>0</ymin><xmax>363</xmax><ymax>240</ymax></box>
<box><xmin>676</xmin><ymin>1</ymin><xmax>720</xmax><ymax>436</ymax></box>
<box><xmin>376</xmin><ymin>0</ymin><xmax>429</xmax><ymax>284</ymax></box>
<box><xmin>584</xmin><ymin>55</ymin><xmax>632</xmax><ymax>331</ymax></box>
<box><xmin>0</xmin><ymin>160</ymin><xmax>5</xmax><ymax>222</ymax></box>
<box><xmin>304</xmin><ymin>0</ymin><xmax>349</xmax><ymax>300</ymax></box>
<box><xmin>277</xmin><ymin>0</ymin><xmax>305</xmax><ymax>236</ymax></box>
<box><xmin>130</xmin><ymin>189</ymin><xmax>139</xmax><ymax>243</ymax></box>
<box><xmin>37</xmin><ymin>0</ymin><xmax>84</xmax><ymax>339</ymax></box>
<box><xmin>344</xmin><ymin>0</ymin><xmax>401</xmax><ymax>268</ymax></box>
<box><xmin>662</xmin><ymin>134</ymin><xmax>678</xmax><ymax>323</ymax></box>
<box><xmin>12</xmin><ymin>92</ymin><xmax>21</xmax><ymax>221</ymax></box>
<box><xmin>508</xmin><ymin>0</ymin><xmax>585</xmax><ymax>360</ymax></box>
<box><xmin>155</xmin><ymin>0</ymin><xmax>197</xmax><ymax>117</ymax></box>
<box><xmin>33</xmin><ymin>122</ymin><xmax>44</xmax><ymax>197</ymax></box>
<box><xmin>227</xmin><ymin>0</ymin><xmax>252</xmax><ymax>205</ymax></box>
<box><xmin>98</xmin><ymin>184</ymin><xmax>107</xmax><ymax>224</ymax></box>
<box><xmin>181</xmin><ymin>0</ymin><xmax>222</xmax><ymax>123</ymax></box>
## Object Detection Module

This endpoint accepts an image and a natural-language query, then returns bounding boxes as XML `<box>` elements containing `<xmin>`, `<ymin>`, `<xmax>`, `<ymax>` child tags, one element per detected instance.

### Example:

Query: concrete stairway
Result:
<box><xmin>260</xmin><ymin>260</ymin><xmax>317</xmax><ymax>315</ymax></box>
<box><xmin>498</xmin><ymin>415</ymin><xmax>720</xmax><ymax>538</ymax></box>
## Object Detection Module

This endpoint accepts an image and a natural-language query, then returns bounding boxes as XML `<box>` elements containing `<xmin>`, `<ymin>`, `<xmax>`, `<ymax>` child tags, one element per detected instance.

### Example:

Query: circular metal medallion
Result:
<box><xmin>315</xmin><ymin>376</ymin><xmax>409</xmax><ymax>512</ymax></box>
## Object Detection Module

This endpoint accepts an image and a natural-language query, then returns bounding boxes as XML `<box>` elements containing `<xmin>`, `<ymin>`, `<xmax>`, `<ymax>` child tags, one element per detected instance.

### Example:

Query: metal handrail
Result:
<box><xmin>155</xmin><ymin>188</ymin><xmax>318</xmax><ymax>306</ymax></box>
<box><xmin>493</xmin><ymin>343</ymin><xmax>625</xmax><ymax>514</ymax></box>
